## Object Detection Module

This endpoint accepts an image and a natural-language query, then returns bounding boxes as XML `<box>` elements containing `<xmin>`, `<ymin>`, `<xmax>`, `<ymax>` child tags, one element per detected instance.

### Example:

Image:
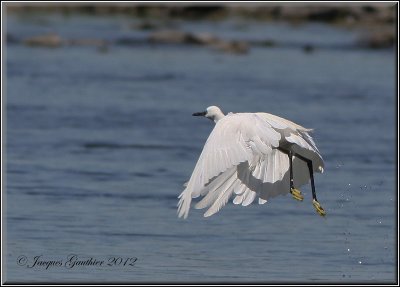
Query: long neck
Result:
<box><xmin>213</xmin><ymin>110</ymin><xmax>225</xmax><ymax>123</ymax></box>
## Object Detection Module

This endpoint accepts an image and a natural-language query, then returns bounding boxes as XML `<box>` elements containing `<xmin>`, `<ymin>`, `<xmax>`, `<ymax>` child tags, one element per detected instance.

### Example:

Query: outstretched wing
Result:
<box><xmin>177</xmin><ymin>113</ymin><xmax>281</xmax><ymax>219</ymax></box>
<box><xmin>178</xmin><ymin>112</ymin><xmax>325</xmax><ymax>219</ymax></box>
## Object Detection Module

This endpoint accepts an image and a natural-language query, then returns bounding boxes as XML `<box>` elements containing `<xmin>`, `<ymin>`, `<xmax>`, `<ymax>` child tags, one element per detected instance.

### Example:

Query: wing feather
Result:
<box><xmin>257</xmin><ymin>112</ymin><xmax>324</xmax><ymax>173</ymax></box>
<box><xmin>195</xmin><ymin>167</ymin><xmax>236</xmax><ymax>209</ymax></box>
<box><xmin>203</xmin><ymin>178</ymin><xmax>239</xmax><ymax>217</ymax></box>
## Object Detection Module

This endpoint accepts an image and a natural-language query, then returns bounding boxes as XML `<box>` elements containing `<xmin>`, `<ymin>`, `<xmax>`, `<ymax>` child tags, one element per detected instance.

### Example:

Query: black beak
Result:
<box><xmin>192</xmin><ymin>111</ymin><xmax>207</xmax><ymax>116</ymax></box>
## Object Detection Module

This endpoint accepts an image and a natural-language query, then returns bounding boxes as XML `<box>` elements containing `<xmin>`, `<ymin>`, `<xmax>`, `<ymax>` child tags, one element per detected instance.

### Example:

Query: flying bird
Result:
<box><xmin>178</xmin><ymin>106</ymin><xmax>325</xmax><ymax>219</ymax></box>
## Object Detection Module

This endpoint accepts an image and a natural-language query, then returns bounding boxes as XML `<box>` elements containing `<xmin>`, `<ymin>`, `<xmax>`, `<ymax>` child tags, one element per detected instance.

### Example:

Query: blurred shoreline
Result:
<box><xmin>5</xmin><ymin>3</ymin><xmax>395</xmax><ymax>25</ymax></box>
<box><xmin>5</xmin><ymin>3</ymin><xmax>396</xmax><ymax>51</ymax></box>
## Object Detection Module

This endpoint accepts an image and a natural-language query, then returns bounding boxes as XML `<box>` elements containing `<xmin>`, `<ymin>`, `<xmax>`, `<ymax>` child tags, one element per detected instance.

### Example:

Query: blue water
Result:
<box><xmin>5</xmin><ymin>13</ymin><xmax>396</xmax><ymax>283</ymax></box>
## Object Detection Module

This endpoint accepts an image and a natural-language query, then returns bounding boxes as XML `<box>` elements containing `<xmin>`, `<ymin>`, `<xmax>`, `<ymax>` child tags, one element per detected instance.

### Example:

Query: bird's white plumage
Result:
<box><xmin>178</xmin><ymin>107</ymin><xmax>324</xmax><ymax>219</ymax></box>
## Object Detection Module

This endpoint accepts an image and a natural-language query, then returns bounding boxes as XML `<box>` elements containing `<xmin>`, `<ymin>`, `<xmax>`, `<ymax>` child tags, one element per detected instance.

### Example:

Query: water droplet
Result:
<box><xmin>336</xmin><ymin>162</ymin><xmax>344</xmax><ymax>168</ymax></box>
<box><xmin>347</xmin><ymin>248</ymin><xmax>350</xmax><ymax>252</ymax></box>
<box><xmin>384</xmin><ymin>246</ymin><xmax>388</xmax><ymax>249</ymax></box>
<box><xmin>358</xmin><ymin>261</ymin><xmax>362</xmax><ymax>264</ymax></box>
<box><xmin>348</xmin><ymin>183</ymin><xmax>351</xmax><ymax>186</ymax></box>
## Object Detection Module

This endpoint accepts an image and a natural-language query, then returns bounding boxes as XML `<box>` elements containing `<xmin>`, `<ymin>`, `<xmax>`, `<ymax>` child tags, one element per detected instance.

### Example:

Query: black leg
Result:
<box><xmin>288</xmin><ymin>151</ymin><xmax>317</xmax><ymax>197</ymax></box>
<box><xmin>285</xmin><ymin>149</ymin><xmax>303</xmax><ymax>201</ymax></box>
<box><xmin>296</xmin><ymin>154</ymin><xmax>325</xmax><ymax>216</ymax></box>
<box><xmin>278</xmin><ymin>147</ymin><xmax>325</xmax><ymax>216</ymax></box>
<box><xmin>289</xmin><ymin>150</ymin><xmax>294</xmax><ymax>190</ymax></box>
<box><xmin>307</xmin><ymin>160</ymin><xmax>317</xmax><ymax>201</ymax></box>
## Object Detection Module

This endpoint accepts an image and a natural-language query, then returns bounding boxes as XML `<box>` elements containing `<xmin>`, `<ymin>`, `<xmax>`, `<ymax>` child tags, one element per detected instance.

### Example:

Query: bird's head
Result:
<box><xmin>193</xmin><ymin>106</ymin><xmax>225</xmax><ymax>123</ymax></box>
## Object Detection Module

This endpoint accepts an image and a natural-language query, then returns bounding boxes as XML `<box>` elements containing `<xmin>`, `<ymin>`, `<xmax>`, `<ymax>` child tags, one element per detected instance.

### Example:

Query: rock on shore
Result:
<box><xmin>148</xmin><ymin>30</ymin><xmax>250</xmax><ymax>54</ymax></box>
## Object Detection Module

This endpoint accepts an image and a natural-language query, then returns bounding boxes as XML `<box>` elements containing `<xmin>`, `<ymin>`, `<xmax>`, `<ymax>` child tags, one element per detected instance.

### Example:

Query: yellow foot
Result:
<box><xmin>290</xmin><ymin>188</ymin><xmax>304</xmax><ymax>201</ymax></box>
<box><xmin>313</xmin><ymin>199</ymin><xmax>326</xmax><ymax>217</ymax></box>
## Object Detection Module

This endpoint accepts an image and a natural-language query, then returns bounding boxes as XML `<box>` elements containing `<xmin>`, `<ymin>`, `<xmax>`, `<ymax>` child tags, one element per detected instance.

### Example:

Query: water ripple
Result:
<box><xmin>82</xmin><ymin>142</ymin><xmax>197</xmax><ymax>152</ymax></box>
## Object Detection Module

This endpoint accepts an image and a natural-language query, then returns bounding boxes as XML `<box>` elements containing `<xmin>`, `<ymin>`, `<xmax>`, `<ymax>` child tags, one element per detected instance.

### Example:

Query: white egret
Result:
<box><xmin>178</xmin><ymin>106</ymin><xmax>326</xmax><ymax>219</ymax></box>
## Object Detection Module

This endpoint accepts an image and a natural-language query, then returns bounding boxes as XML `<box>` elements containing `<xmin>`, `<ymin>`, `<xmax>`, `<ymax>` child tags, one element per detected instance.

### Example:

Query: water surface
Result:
<box><xmin>5</xmin><ymin>14</ymin><xmax>396</xmax><ymax>283</ymax></box>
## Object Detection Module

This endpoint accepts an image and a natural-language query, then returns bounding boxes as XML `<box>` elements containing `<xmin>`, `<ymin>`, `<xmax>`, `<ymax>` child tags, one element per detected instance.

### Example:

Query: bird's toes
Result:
<box><xmin>290</xmin><ymin>188</ymin><xmax>304</xmax><ymax>201</ymax></box>
<box><xmin>312</xmin><ymin>199</ymin><xmax>326</xmax><ymax>216</ymax></box>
